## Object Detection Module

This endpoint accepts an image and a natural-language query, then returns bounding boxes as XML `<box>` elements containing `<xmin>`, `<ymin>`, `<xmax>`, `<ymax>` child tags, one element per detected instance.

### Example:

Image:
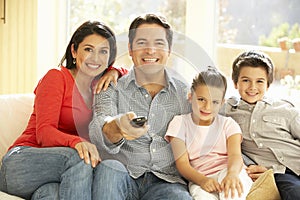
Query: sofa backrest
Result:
<box><xmin>0</xmin><ymin>93</ymin><xmax>34</xmax><ymax>159</ymax></box>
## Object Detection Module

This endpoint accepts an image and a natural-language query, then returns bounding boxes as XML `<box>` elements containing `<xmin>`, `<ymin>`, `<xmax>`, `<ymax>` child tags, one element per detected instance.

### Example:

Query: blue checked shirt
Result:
<box><xmin>89</xmin><ymin>69</ymin><xmax>191</xmax><ymax>184</ymax></box>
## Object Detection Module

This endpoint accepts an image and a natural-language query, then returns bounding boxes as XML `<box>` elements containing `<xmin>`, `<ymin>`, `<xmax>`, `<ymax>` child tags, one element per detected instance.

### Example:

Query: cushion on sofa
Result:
<box><xmin>246</xmin><ymin>169</ymin><xmax>281</xmax><ymax>200</ymax></box>
<box><xmin>0</xmin><ymin>191</ymin><xmax>25</xmax><ymax>200</ymax></box>
<box><xmin>0</xmin><ymin>94</ymin><xmax>33</xmax><ymax>200</ymax></box>
<box><xmin>0</xmin><ymin>93</ymin><xmax>34</xmax><ymax>160</ymax></box>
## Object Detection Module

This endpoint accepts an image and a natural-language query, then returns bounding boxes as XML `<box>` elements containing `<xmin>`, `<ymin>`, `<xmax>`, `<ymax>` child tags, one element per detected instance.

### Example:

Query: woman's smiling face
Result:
<box><xmin>72</xmin><ymin>33</ymin><xmax>110</xmax><ymax>78</ymax></box>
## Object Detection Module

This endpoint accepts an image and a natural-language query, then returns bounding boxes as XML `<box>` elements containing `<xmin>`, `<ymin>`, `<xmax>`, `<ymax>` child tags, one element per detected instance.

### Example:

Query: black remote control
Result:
<box><xmin>130</xmin><ymin>117</ymin><xmax>147</xmax><ymax>127</ymax></box>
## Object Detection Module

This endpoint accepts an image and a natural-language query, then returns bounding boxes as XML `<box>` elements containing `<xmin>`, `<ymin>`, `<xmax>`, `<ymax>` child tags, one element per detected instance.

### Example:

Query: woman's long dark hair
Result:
<box><xmin>60</xmin><ymin>21</ymin><xmax>117</xmax><ymax>69</ymax></box>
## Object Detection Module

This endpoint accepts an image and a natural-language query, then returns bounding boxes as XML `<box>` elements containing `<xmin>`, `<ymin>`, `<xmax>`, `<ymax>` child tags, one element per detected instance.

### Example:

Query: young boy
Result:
<box><xmin>165</xmin><ymin>67</ymin><xmax>253</xmax><ymax>200</ymax></box>
<box><xmin>222</xmin><ymin>50</ymin><xmax>300</xmax><ymax>199</ymax></box>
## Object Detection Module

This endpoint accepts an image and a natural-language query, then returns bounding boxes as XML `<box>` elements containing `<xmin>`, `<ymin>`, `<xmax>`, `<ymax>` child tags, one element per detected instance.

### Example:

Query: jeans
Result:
<box><xmin>274</xmin><ymin>168</ymin><xmax>300</xmax><ymax>200</ymax></box>
<box><xmin>0</xmin><ymin>146</ymin><xmax>93</xmax><ymax>200</ymax></box>
<box><xmin>92</xmin><ymin>159</ymin><xmax>192</xmax><ymax>200</ymax></box>
<box><xmin>31</xmin><ymin>183</ymin><xmax>59</xmax><ymax>200</ymax></box>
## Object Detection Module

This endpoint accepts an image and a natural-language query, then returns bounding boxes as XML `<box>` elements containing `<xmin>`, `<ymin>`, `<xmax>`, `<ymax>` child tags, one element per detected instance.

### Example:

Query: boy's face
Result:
<box><xmin>128</xmin><ymin>23</ymin><xmax>170</xmax><ymax>74</ymax></box>
<box><xmin>190</xmin><ymin>85</ymin><xmax>224</xmax><ymax>126</ymax></box>
<box><xmin>234</xmin><ymin>66</ymin><xmax>269</xmax><ymax>104</ymax></box>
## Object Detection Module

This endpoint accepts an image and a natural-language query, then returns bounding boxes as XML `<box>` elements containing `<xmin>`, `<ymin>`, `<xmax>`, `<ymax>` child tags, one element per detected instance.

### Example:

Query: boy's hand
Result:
<box><xmin>246</xmin><ymin>165</ymin><xmax>268</xmax><ymax>181</ymax></box>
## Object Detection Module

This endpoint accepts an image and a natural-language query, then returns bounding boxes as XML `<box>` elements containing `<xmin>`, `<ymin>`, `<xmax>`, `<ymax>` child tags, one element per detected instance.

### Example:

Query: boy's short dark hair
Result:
<box><xmin>232</xmin><ymin>50</ymin><xmax>274</xmax><ymax>87</ymax></box>
<box><xmin>192</xmin><ymin>66</ymin><xmax>227</xmax><ymax>98</ymax></box>
<box><xmin>128</xmin><ymin>13</ymin><xmax>173</xmax><ymax>51</ymax></box>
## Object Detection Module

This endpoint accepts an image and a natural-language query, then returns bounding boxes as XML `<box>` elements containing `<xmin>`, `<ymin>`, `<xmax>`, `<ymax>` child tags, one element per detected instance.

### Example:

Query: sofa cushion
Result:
<box><xmin>0</xmin><ymin>191</ymin><xmax>25</xmax><ymax>200</ymax></box>
<box><xmin>246</xmin><ymin>169</ymin><xmax>281</xmax><ymax>200</ymax></box>
<box><xmin>0</xmin><ymin>93</ymin><xmax>34</xmax><ymax>159</ymax></box>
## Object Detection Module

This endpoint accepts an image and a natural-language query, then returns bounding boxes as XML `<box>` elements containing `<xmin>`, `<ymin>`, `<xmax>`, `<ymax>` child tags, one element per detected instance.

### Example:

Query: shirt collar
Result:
<box><xmin>227</xmin><ymin>96</ymin><xmax>273</xmax><ymax>107</ymax></box>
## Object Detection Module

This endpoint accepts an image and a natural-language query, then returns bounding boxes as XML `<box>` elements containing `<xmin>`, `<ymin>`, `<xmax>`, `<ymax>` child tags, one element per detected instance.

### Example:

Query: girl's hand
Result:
<box><xmin>221</xmin><ymin>173</ymin><xmax>243</xmax><ymax>199</ymax></box>
<box><xmin>75</xmin><ymin>141</ymin><xmax>101</xmax><ymax>168</ymax></box>
<box><xmin>199</xmin><ymin>177</ymin><xmax>222</xmax><ymax>193</ymax></box>
<box><xmin>93</xmin><ymin>69</ymin><xmax>119</xmax><ymax>94</ymax></box>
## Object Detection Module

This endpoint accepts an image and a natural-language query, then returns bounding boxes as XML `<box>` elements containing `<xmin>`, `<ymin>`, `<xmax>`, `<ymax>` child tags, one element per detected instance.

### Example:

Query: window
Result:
<box><xmin>38</xmin><ymin>0</ymin><xmax>300</xmax><ymax>105</ymax></box>
<box><xmin>219</xmin><ymin>0</ymin><xmax>300</xmax><ymax>46</ymax></box>
<box><xmin>68</xmin><ymin>0</ymin><xmax>186</xmax><ymax>37</ymax></box>
<box><xmin>68</xmin><ymin>0</ymin><xmax>204</xmax><ymax>85</ymax></box>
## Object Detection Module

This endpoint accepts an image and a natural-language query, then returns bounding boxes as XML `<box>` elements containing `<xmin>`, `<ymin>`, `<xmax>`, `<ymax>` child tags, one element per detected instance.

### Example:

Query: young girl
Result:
<box><xmin>165</xmin><ymin>67</ymin><xmax>253</xmax><ymax>200</ymax></box>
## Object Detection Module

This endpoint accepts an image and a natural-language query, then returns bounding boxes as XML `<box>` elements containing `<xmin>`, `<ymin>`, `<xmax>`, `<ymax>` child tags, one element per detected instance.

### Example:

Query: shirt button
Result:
<box><xmin>280</xmin><ymin>157</ymin><xmax>284</xmax><ymax>162</ymax></box>
<box><xmin>151</xmin><ymin>114</ymin><xmax>155</xmax><ymax>117</ymax></box>
<box><xmin>252</xmin><ymin>119</ymin><xmax>256</xmax><ymax>123</ymax></box>
<box><xmin>149</xmin><ymin>133</ymin><xmax>154</xmax><ymax>137</ymax></box>
<box><xmin>152</xmin><ymin>149</ymin><xmax>156</xmax><ymax>152</ymax></box>
<box><xmin>259</xmin><ymin>143</ymin><xmax>263</xmax><ymax>147</ymax></box>
<box><xmin>145</xmin><ymin>94</ymin><xmax>149</xmax><ymax>98</ymax></box>
<box><xmin>252</xmin><ymin>133</ymin><xmax>256</xmax><ymax>137</ymax></box>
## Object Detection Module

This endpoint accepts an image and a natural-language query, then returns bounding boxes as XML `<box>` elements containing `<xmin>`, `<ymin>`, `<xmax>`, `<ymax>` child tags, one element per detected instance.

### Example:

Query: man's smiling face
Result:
<box><xmin>129</xmin><ymin>23</ymin><xmax>170</xmax><ymax>73</ymax></box>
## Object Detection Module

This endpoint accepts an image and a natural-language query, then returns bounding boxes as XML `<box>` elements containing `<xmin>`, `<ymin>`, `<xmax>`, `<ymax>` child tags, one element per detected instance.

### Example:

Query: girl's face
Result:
<box><xmin>190</xmin><ymin>85</ymin><xmax>224</xmax><ymax>126</ymax></box>
<box><xmin>235</xmin><ymin>66</ymin><xmax>269</xmax><ymax>104</ymax></box>
<box><xmin>71</xmin><ymin>33</ymin><xmax>110</xmax><ymax>78</ymax></box>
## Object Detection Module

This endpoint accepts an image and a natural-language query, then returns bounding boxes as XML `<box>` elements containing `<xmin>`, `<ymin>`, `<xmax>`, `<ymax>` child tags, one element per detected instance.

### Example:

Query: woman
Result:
<box><xmin>0</xmin><ymin>21</ymin><xmax>127</xmax><ymax>200</ymax></box>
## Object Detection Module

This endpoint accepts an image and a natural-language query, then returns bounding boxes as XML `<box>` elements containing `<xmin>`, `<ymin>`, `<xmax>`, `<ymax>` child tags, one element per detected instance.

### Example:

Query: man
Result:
<box><xmin>89</xmin><ymin>14</ymin><xmax>192</xmax><ymax>199</ymax></box>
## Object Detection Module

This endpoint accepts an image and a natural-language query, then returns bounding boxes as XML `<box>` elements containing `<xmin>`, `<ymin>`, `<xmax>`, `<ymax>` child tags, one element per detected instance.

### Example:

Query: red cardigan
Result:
<box><xmin>10</xmin><ymin>66</ymin><xmax>127</xmax><ymax>149</ymax></box>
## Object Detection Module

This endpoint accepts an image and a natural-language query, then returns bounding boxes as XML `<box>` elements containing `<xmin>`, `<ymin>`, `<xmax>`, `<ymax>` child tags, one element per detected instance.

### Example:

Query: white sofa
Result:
<box><xmin>0</xmin><ymin>93</ymin><xmax>34</xmax><ymax>199</ymax></box>
<box><xmin>0</xmin><ymin>93</ymin><xmax>281</xmax><ymax>200</ymax></box>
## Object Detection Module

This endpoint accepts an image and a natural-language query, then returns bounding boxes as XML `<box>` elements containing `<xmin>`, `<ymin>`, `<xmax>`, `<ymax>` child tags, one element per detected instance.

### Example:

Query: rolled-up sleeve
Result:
<box><xmin>89</xmin><ymin>85</ymin><xmax>121</xmax><ymax>154</ymax></box>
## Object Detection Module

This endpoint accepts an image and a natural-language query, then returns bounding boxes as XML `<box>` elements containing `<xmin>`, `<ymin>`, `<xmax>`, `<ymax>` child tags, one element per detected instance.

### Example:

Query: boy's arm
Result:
<box><xmin>242</xmin><ymin>154</ymin><xmax>256</xmax><ymax>166</ymax></box>
<box><xmin>240</xmin><ymin>143</ymin><xmax>268</xmax><ymax>181</ymax></box>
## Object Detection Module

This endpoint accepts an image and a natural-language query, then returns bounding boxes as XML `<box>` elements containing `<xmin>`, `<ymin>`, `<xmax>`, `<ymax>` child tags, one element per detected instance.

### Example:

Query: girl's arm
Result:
<box><xmin>169</xmin><ymin>137</ymin><xmax>221</xmax><ymax>193</ymax></box>
<box><xmin>221</xmin><ymin>133</ymin><xmax>244</xmax><ymax>198</ymax></box>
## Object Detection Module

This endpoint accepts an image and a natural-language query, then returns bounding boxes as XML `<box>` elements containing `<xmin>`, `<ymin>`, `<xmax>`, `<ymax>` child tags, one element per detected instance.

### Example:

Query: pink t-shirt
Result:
<box><xmin>165</xmin><ymin>113</ymin><xmax>242</xmax><ymax>176</ymax></box>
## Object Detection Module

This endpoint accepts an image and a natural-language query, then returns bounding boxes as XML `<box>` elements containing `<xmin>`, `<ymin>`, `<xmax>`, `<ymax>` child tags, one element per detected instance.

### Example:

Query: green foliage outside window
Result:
<box><xmin>259</xmin><ymin>23</ymin><xmax>300</xmax><ymax>48</ymax></box>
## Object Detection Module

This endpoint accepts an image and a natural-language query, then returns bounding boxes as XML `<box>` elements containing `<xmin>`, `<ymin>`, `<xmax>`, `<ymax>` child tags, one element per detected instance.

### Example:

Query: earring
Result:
<box><xmin>73</xmin><ymin>58</ymin><xmax>76</xmax><ymax>64</ymax></box>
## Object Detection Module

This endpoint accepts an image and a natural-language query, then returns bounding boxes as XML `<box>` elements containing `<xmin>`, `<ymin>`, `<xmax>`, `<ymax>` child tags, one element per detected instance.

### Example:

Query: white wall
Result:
<box><xmin>37</xmin><ymin>0</ymin><xmax>68</xmax><ymax>79</ymax></box>
<box><xmin>185</xmin><ymin>0</ymin><xmax>217</xmax><ymax>62</ymax></box>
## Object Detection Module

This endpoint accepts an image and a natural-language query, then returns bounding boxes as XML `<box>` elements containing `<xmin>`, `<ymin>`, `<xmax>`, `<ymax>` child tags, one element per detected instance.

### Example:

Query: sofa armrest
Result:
<box><xmin>0</xmin><ymin>191</ymin><xmax>25</xmax><ymax>200</ymax></box>
<box><xmin>0</xmin><ymin>93</ymin><xmax>34</xmax><ymax>159</ymax></box>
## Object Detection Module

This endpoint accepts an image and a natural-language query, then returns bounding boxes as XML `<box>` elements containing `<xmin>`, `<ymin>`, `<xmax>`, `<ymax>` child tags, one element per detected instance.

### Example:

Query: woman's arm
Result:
<box><xmin>93</xmin><ymin>66</ymin><xmax>128</xmax><ymax>94</ymax></box>
<box><xmin>35</xmin><ymin>69</ymin><xmax>83</xmax><ymax>147</ymax></box>
<box><xmin>169</xmin><ymin>137</ymin><xmax>221</xmax><ymax>193</ymax></box>
<box><xmin>35</xmin><ymin>69</ymin><xmax>100</xmax><ymax>167</ymax></box>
